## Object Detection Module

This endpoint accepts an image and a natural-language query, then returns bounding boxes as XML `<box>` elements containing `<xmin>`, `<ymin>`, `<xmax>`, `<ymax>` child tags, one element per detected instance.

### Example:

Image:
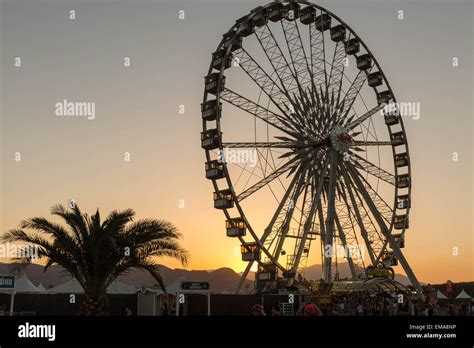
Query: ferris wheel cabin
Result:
<box><xmin>213</xmin><ymin>189</ymin><xmax>234</xmax><ymax>209</ymax></box>
<box><xmin>201</xmin><ymin>100</ymin><xmax>221</xmax><ymax>121</ymax></box>
<box><xmin>384</xmin><ymin>110</ymin><xmax>400</xmax><ymax>126</ymax></box>
<box><xmin>396</xmin><ymin>194</ymin><xmax>410</xmax><ymax>209</ymax></box>
<box><xmin>222</xmin><ymin>31</ymin><xmax>242</xmax><ymax>52</ymax></box>
<box><xmin>396</xmin><ymin>174</ymin><xmax>410</xmax><ymax>188</ymax></box>
<box><xmin>249</xmin><ymin>7</ymin><xmax>267</xmax><ymax>27</ymax></box>
<box><xmin>377</xmin><ymin>90</ymin><xmax>393</xmax><ymax>105</ymax></box>
<box><xmin>205</xmin><ymin>160</ymin><xmax>225</xmax><ymax>180</ymax></box>
<box><xmin>357</xmin><ymin>54</ymin><xmax>372</xmax><ymax>70</ymax></box>
<box><xmin>392</xmin><ymin>233</ymin><xmax>405</xmax><ymax>248</ymax></box>
<box><xmin>394</xmin><ymin>215</ymin><xmax>409</xmax><ymax>230</ymax></box>
<box><xmin>266</xmin><ymin>3</ymin><xmax>284</xmax><ymax>22</ymax></box>
<box><xmin>241</xmin><ymin>242</ymin><xmax>261</xmax><ymax>261</ymax></box>
<box><xmin>283</xmin><ymin>2</ymin><xmax>300</xmax><ymax>20</ymax></box>
<box><xmin>201</xmin><ymin>129</ymin><xmax>221</xmax><ymax>150</ymax></box>
<box><xmin>226</xmin><ymin>217</ymin><xmax>246</xmax><ymax>237</ymax></box>
<box><xmin>315</xmin><ymin>13</ymin><xmax>331</xmax><ymax>31</ymax></box>
<box><xmin>390</xmin><ymin>131</ymin><xmax>405</xmax><ymax>146</ymax></box>
<box><xmin>211</xmin><ymin>49</ymin><xmax>232</xmax><ymax>71</ymax></box>
<box><xmin>205</xmin><ymin>72</ymin><xmax>225</xmax><ymax>96</ymax></box>
<box><xmin>345</xmin><ymin>38</ymin><xmax>360</xmax><ymax>55</ymax></box>
<box><xmin>395</xmin><ymin>153</ymin><xmax>409</xmax><ymax>167</ymax></box>
<box><xmin>256</xmin><ymin>263</ymin><xmax>277</xmax><ymax>281</ymax></box>
<box><xmin>330</xmin><ymin>24</ymin><xmax>346</xmax><ymax>42</ymax></box>
<box><xmin>368</xmin><ymin>71</ymin><xmax>383</xmax><ymax>87</ymax></box>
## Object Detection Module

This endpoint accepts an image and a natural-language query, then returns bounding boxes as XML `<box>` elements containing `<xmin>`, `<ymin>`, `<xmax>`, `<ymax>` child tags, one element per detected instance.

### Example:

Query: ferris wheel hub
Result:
<box><xmin>329</xmin><ymin>125</ymin><xmax>352</xmax><ymax>154</ymax></box>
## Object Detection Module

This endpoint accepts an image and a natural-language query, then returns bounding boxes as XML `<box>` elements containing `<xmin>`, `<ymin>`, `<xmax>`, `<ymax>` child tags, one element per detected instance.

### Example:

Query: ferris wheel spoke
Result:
<box><xmin>236</xmin><ymin>156</ymin><xmax>300</xmax><ymax>202</ymax></box>
<box><xmin>220</xmin><ymin>88</ymin><xmax>298</xmax><ymax>135</ymax></box>
<box><xmin>336</xmin><ymin>184</ymin><xmax>367</xmax><ymax>273</ymax></box>
<box><xmin>327</xmin><ymin>39</ymin><xmax>349</xmax><ymax>116</ymax></box>
<box><xmin>342</xmin><ymin>163</ymin><xmax>387</xmax><ymax>254</ymax></box>
<box><xmin>233</xmin><ymin>48</ymin><xmax>293</xmax><ymax>119</ymax></box>
<box><xmin>222</xmin><ymin>138</ymin><xmax>326</xmax><ymax>149</ymax></box>
<box><xmin>334</xmin><ymin>214</ymin><xmax>358</xmax><ymax>279</ymax></box>
<box><xmin>272</xmin><ymin>170</ymin><xmax>308</xmax><ymax>261</ymax></box>
<box><xmin>344</xmin><ymin>162</ymin><xmax>391</xmax><ymax>254</ymax></box>
<box><xmin>322</xmin><ymin>149</ymin><xmax>339</xmax><ymax>281</ymax></box>
<box><xmin>254</xmin><ymin>24</ymin><xmax>302</xmax><ymax>107</ymax></box>
<box><xmin>338</xmin><ymin>163</ymin><xmax>378</xmax><ymax>264</ymax></box>
<box><xmin>334</xmin><ymin>68</ymin><xmax>372</xmax><ymax>126</ymax></box>
<box><xmin>358</xmin><ymin>173</ymin><xmax>393</xmax><ymax>224</ymax></box>
<box><xmin>344</xmin><ymin>161</ymin><xmax>421</xmax><ymax>289</ymax></box>
<box><xmin>262</xmin><ymin>165</ymin><xmax>306</xmax><ymax>247</ymax></box>
<box><xmin>222</xmin><ymin>142</ymin><xmax>295</xmax><ymax>149</ymax></box>
<box><xmin>281</xmin><ymin>19</ymin><xmax>312</xmax><ymax>91</ymax></box>
<box><xmin>289</xmin><ymin>155</ymin><xmax>330</xmax><ymax>273</ymax></box>
<box><xmin>309</xmin><ymin>14</ymin><xmax>328</xmax><ymax>93</ymax></box>
<box><xmin>345</xmin><ymin>104</ymin><xmax>384</xmax><ymax>130</ymax></box>
<box><xmin>349</xmin><ymin>152</ymin><xmax>396</xmax><ymax>185</ymax></box>
<box><xmin>294</xmin><ymin>89</ymin><xmax>321</xmax><ymax>137</ymax></box>
<box><xmin>351</xmin><ymin>140</ymin><xmax>395</xmax><ymax>147</ymax></box>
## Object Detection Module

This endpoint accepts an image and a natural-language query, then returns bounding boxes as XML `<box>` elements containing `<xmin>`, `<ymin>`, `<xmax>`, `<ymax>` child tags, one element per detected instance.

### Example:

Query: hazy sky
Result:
<box><xmin>1</xmin><ymin>0</ymin><xmax>472</xmax><ymax>284</ymax></box>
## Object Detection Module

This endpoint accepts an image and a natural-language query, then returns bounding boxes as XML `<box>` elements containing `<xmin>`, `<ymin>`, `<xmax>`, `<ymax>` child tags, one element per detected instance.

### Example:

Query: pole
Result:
<box><xmin>175</xmin><ymin>292</ymin><xmax>179</xmax><ymax>316</ymax></box>
<box><xmin>10</xmin><ymin>291</ymin><xmax>15</xmax><ymax>316</ymax></box>
<box><xmin>207</xmin><ymin>293</ymin><xmax>210</xmax><ymax>316</ymax></box>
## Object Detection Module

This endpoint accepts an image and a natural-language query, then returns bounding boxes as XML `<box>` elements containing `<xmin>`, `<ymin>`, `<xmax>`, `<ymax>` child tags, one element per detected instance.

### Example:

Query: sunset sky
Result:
<box><xmin>1</xmin><ymin>0</ymin><xmax>472</xmax><ymax>284</ymax></box>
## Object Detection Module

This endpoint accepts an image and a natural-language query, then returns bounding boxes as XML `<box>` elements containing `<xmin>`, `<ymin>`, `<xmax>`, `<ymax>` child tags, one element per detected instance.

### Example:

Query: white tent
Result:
<box><xmin>37</xmin><ymin>283</ymin><xmax>46</xmax><ymax>291</ymax></box>
<box><xmin>436</xmin><ymin>289</ymin><xmax>449</xmax><ymax>299</ymax></box>
<box><xmin>107</xmin><ymin>281</ymin><xmax>137</xmax><ymax>294</ymax></box>
<box><xmin>0</xmin><ymin>275</ymin><xmax>40</xmax><ymax>294</ymax></box>
<box><xmin>47</xmin><ymin>278</ymin><xmax>83</xmax><ymax>294</ymax></box>
<box><xmin>166</xmin><ymin>276</ymin><xmax>187</xmax><ymax>294</ymax></box>
<box><xmin>15</xmin><ymin>275</ymin><xmax>41</xmax><ymax>293</ymax></box>
<box><xmin>47</xmin><ymin>278</ymin><xmax>137</xmax><ymax>294</ymax></box>
<box><xmin>456</xmin><ymin>290</ymin><xmax>472</xmax><ymax>299</ymax></box>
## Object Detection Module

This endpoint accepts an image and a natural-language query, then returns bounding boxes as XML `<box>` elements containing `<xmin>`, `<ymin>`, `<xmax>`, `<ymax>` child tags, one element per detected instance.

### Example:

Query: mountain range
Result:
<box><xmin>244</xmin><ymin>262</ymin><xmax>416</xmax><ymax>285</ymax></box>
<box><xmin>0</xmin><ymin>262</ymin><xmax>252</xmax><ymax>293</ymax></box>
<box><xmin>0</xmin><ymin>261</ymin><xmax>418</xmax><ymax>293</ymax></box>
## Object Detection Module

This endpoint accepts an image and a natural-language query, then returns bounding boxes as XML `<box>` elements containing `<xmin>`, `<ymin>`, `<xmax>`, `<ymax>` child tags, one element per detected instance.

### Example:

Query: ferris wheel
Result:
<box><xmin>201</xmin><ymin>0</ymin><xmax>421</xmax><ymax>293</ymax></box>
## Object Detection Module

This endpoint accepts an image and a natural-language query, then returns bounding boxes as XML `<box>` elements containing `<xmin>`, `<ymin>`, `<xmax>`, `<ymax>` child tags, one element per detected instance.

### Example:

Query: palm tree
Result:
<box><xmin>1</xmin><ymin>204</ymin><xmax>189</xmax><ymax>315</ymax></box>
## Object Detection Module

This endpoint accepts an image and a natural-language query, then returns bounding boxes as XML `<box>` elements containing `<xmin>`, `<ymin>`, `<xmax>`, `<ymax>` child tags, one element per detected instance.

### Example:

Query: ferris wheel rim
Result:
<box><xmin>202</xmin><ymin>0</ymin><xmax>412</xmax><ymax>277</ymax></box>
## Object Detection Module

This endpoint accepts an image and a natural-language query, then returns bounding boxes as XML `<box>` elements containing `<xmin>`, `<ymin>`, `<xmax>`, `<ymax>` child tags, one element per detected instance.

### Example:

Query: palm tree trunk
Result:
<box><xmin>80</xmin><ymin>294</ymin><xmax>108</xmax><ymax>316</ymax></box>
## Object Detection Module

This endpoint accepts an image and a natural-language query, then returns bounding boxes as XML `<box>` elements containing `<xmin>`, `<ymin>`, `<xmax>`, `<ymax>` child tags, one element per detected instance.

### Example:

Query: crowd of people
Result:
<box><xmin>252</xmin><ymin>293</ymin><xmax>473</xmax><ymax>316</ymax></box>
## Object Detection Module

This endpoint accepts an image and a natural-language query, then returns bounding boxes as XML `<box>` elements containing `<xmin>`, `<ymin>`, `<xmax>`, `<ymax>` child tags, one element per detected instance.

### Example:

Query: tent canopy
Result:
<box><xmin>0</xmin><ymin>275</ymin><xmax>41</xmax><ymax>294</ymax></box>
<box><xmin>436</xmin><ymin>289</ymin><xmax>449</xmax><ymax>299</ymax></box>
<box><xmin>137</xmin><ymin>276</ymin><xmax>186</xmax><ymax>295</ymax></box>
<box><xmin>456</xmin><ymin>289</ymin><xmax>472</xmax><ymax>299</ymax></box>
<box><xmin>47</xmin><ymin>278</ymin><xmax>137</xmax><ymax>294</ymax></box>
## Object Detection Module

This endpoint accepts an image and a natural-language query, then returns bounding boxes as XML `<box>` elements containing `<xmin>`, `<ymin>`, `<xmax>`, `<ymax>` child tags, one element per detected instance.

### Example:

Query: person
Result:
<box><xmin>302</xmin><ymin>302</ymin><xmax>323</xmax><ymax>316</ymax></box>
<box><xmin>356</xmin><ymin>302</ymin><xmax>364</xmax><ymax>316</ymax></box>
<box><xmin>0</xmin><ymin>301</ymin><xmax>6</xmax><ymax>315</ymax></box>
<box><xmin>459</xmin><ymin>303</ymin><xmax>468</xmax><ymax>316</ymax></box>
<box><xmin>395</xmin><ymin>297</ymin><xmax>413</xmax><ymax>316</ymax></box>
<box><xmin>121</xmin><ymin>306</ymin><xmax>132</xmax><ymax>316</ymax></box>
<box><xmin>271</xmin><ymin>302</ymin><xmax>281</xmax><ymax>316</ymax></box>
<box><xmin>252</xmin><ymin>304</ymin><xmax>266</xmax><ymax>316</ymax></box>
<box><xmin>161</xmin><ymin>302</ymin><xmax>169</xmax><ymax>316</ymax></box>
<box><xmin>382</xmin><ymin>299</ymin><xmax>390</xmax><ymax>316</ymax></box>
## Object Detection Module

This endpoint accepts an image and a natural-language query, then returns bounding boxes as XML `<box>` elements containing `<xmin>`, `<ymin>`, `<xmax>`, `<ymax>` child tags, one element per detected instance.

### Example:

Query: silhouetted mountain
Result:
<box><xmin>0</xmin><ymin>263</ymin><xmax>251</xmax><ymax>293</ymax></box>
